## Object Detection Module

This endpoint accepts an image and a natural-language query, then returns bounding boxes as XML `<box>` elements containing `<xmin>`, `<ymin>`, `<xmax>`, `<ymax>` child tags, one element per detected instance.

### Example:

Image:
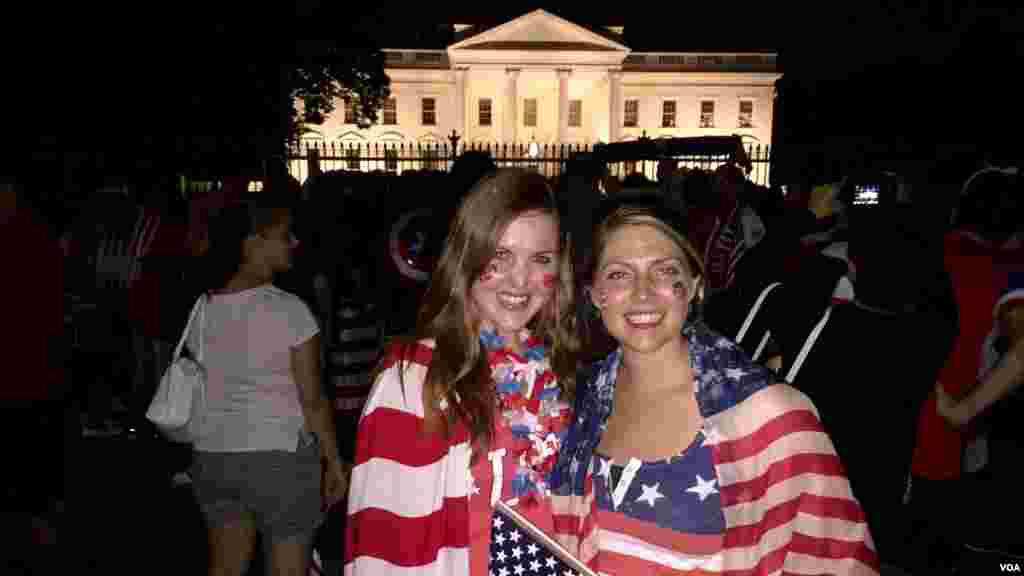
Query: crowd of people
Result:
<box><xmin>7</xmin><ymin>151</ymin><xmax>1022</xmax><ymax>574</ymax></box>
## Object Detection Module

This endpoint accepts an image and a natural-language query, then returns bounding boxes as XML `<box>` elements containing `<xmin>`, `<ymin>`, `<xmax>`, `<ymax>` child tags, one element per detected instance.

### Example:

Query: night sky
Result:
<box><xmin>7</xmin><ymin>3</ymin><xmax>1022</xmax><ymax>183</ymax></box>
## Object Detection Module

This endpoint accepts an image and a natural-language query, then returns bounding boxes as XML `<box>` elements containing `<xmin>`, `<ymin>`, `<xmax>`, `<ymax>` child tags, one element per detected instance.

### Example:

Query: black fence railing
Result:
<box><xmin>288</xmin><ymin>141</ymin><xmax>773</xmax><ymax>186</ymax></box>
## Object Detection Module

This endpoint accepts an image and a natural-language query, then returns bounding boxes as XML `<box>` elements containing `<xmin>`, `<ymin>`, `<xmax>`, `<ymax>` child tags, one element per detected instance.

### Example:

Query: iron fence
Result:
<box><xmin>288</xmin><ymin>141</ymin><xmax>773</xmax><ymax>186</ymax></box>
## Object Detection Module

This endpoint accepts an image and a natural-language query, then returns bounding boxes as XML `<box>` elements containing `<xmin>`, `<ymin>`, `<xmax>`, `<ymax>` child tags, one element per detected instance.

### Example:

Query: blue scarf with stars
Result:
<box><xmin>551</xmin><ymin>321</ymin><xmax>778</xmax><ymax>495</ymax></box>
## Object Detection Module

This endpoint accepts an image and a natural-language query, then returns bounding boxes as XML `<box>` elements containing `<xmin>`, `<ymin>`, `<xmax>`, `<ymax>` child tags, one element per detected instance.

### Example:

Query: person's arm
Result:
<box><xmin>291</xmin><ymin>334</ymin><xmax>348</xmax><ymax>508</ymax></box>
<box><xmin>936</xmin><ymin>336</ymin><xmax>1024</xmax><ymax>427</ymax></box>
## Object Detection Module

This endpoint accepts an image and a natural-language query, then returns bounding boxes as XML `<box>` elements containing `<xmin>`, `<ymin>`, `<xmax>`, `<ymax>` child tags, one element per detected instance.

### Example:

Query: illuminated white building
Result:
<box><xmin>303</xmin><ymin>9</ymin><xmax>780</xmax><ymax>153</ymax></box>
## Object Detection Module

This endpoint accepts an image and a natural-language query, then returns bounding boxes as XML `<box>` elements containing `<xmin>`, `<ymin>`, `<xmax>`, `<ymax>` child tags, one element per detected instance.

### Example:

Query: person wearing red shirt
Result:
<box><xmin>0</xmin><ymin>177</ymin><xmax>65</xmax><ymax>563</ymax></box>
<box><xmin>909</xmin><ymin>167</ymin><xmax>1024</xmax><ymax>566</ymax></box>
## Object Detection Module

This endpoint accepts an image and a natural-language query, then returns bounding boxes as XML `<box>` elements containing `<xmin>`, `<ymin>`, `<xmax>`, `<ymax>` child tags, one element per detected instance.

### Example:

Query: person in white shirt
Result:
<box><xmin>188</xmin><ymin>193</ymin><xmax>347</xmax><ymax>576</ymax></box>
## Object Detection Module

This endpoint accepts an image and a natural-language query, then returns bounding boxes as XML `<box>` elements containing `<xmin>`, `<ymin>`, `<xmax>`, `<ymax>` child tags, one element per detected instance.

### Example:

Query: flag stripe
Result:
<box><xmin>342</xmin><ymin>548</ymin><xmax>470</xmax><ymax>576</ymax></box>
<box><xmin>716</xmin><ymin>430</ymin><xmax>839</xmax><ymax>489</ymax></box>
<box><xmin>725</xmin><ymin>496</ymin><xmax>867</xmax><ymax>549</ymax></box>
<box><xmin>722</xmin><ymin>474</ymin><xmax>858</xmax><ymax>529</ymax></box>
<box><xmin>720</xmin><ymin>543</ymin><xmax>787</xmax><ymax>576</ymax></box>
<box><xmin>595</xmin><ymin>509</ymin><xmax>723</xmax><ymax>555</ymax></box>
<box><xmin>788</xmin><ymin>532</ymin><xmax>878</xmax><ymax>570</ymax></box>
<box><xmin>345</xmin><ymin>505</ymin><xmax>469</xmax><ymax>566</ymax></box>
<box><xmin>713</xmin><ymin>411</ymin><xmax>824</xmax><ymax>464</ymax></box>
<box><xmin>782</xmin><ymin>550</ymin><xmax>877</xmax><ymax>576</ymax></box>
<box><xmin>348</xmin><ymin>454</ymin><xmax>470</xmax><ymax>517</ymax></box>
<box><xmin>702</xmin><ymin>386</ymin><xmax>820</xmax><ymax>445</ymax></box>
<box><xmin>718</xmin><ymin>453</ymin><xmax>848</xmax><ymax>506</ymax></box>
<box><xmin>353</xmin><ymin>407</ymin><xmax>465</xmax><ymax>468</ymax></box>
<box><xmin>596</xmin><ymin>548</ymin><xmax>722</xmax><ymax>575</ymax></box>
<box><xmin>597</xmin><ymin>528</ymin><xmax>724</xmax><ymax>571</ymax></box>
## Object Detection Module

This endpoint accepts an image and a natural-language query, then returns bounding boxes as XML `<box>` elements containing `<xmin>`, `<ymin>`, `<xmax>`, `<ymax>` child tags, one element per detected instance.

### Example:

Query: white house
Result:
<box><xmin>296</xmin><ymin>9</ymin><xmax>780</xmax><ymax>180</ymax></box>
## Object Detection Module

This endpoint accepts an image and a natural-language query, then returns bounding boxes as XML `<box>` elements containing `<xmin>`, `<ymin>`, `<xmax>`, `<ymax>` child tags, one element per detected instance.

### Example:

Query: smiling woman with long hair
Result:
<box><xmin>550</xmin><ymin>195</ymin><xmax>878</xmax><ymax>575</ymax></box>
<box><xmin>344</xmin><ymin>169</ymin><xmax>580</xmax><ymax>575</ymax></box>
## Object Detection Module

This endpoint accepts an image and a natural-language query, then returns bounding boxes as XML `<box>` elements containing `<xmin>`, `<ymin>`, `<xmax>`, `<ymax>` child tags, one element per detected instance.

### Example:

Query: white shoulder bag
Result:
<box><xmin>146</xmin><ymin>294</ymin><xmax>207</xmax><ymax>443</ymax></box>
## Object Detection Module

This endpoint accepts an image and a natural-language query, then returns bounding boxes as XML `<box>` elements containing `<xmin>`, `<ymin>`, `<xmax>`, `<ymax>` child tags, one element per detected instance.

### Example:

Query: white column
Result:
<box><xmin>557</xmin><ymin>69</ymin><xmax>570</xmax><ymax>144</ymax></box>
<box><xmin>504</xmin><ymin>68</ymin><xmax>520</xmax><ymax>144</ymax></box>
<box><xmin>454</xmin><ymin>68</ymin><xmax>467</xmax><ymax>144</ymax></box>
<box><xmin>608</xmin><ymin>69</ymin><xmax>623</xmax><ymax>143</ymax></box>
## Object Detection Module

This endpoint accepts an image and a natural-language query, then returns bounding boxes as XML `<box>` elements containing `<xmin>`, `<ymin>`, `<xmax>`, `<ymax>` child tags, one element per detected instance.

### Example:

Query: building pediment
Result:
<box><xmin>449</xmin><ymin>9</ymin><xmax>628</xmax><ymax>53</ymax></box>
<box><xmin>456</xmin><ymin>41</ymin><xmax>618</xmax><ymax>52</ymax></box>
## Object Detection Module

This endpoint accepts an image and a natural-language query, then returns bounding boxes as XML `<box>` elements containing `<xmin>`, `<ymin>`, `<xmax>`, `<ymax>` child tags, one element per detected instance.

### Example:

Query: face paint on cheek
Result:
<box><xmin>478</xmin><ymin>262</ymin><xmax>500</xmax><ymax>285</ymax></box>
<box><xmin>672</xmin><ymin>280</ymin><xmax>689</xmax><ymax>300</ymax></box>
<box><xmin>542</xmin><ymin>274</ymin><xmax>557</xmax><ymax>290</ymax></box>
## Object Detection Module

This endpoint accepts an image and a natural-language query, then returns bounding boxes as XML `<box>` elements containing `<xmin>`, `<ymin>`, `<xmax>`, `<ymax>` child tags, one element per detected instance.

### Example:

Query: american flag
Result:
<box><xmin>491</xmin><ymin>501</ymin><xmax>596</xmax><ymax>576</ymax></box>
<box><xmin>551</xmin><ymin>324</ymin><xmax>879</xmax><ymax>575</ymax></box>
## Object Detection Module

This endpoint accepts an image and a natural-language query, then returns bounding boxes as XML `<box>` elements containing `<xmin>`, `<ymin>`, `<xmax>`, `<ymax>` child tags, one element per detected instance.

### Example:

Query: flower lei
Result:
<box><xmin>475</xmin><ymin>328</ymin><xmax>572</xmax><ymax>503</ymax></box>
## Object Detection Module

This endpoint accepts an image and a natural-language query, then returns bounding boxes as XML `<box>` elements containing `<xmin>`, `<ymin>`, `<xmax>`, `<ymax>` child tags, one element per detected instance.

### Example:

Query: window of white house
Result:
<box><xmin>624</xmin><ymin>99</ymin><xmax>639</xmax><ymax>127</ymax></box>
<box><xmin>568</xmin><ymin>99</ymin><xmax>582</xmax><ymax>127</ymax></box>
<box><xmin>421</xmin><ymin>98</ymin><xmax>436</xmax><ymax>126</ymax></box>
<box><xmin>700</xmin><ymin>101</ymin><xmax>715</xmax><ymax>128</ymax></box>
<box><xmin>479</xmin><ymin>98</ymin><xmax>492</xmax><ymax>126</ymax></box>
<box><xmin>345</xmin><ymin>146</ymin><xmax>361</xmax><ymax>170</ymax></box>
<box><xmin>382</xmin><ymin>98</ymin><xmax>397</xmax><ymax>125</ymax></box>
<box><xmin>662</xmin><ymin>100</ymin><xmax>677</xmax><ymax>128</ymax></box>
<box><xmin>524</xmin><ymin>98</ymin><xmax>538</xmax><ymax>127</ymax></box>
<box><xmin>738</xmin><ymin>100</ymin><xmax>754</xmax><ymax>128</ymax></box>
<box><xmin>344</xmin><ymin>98</ymin><xmax>358</xmax><ymax>124</ymax></box>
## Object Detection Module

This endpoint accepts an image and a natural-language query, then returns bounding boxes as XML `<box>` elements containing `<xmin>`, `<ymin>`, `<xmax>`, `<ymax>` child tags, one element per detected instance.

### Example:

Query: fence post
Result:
<box><xmin>307</xmin><ymin>145</ymin><xmax>321</xmax><ymax>180</ymax></box>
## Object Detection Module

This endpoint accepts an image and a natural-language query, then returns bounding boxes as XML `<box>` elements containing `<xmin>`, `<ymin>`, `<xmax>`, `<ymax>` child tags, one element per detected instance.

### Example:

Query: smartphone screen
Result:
<box><xmin>853</xmin><ymin>184</ymin><xmax>881</xmax><ymax>206</ymax></box>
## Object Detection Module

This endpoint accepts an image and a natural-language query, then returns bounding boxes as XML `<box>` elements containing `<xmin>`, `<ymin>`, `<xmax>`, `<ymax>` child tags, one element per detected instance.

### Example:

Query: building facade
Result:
<box><xmin>302</xmin><ymin>9</ymin><xmax>780</xmax><ymax>157</ymax></box>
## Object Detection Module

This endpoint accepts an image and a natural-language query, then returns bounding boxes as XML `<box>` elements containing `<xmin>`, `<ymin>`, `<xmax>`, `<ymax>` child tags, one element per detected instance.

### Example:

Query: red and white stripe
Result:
<box><xmin>344</xmin><ymin>342</ymin><xmax>474</xmax><ymax>576</ymax></box>
<box><xmin>127</xmin><ymin>209</ymin><xmax>160</xmax><ymax>288</ymax></box>
<box><xmin>553</xmin><ymin>384</ymin><xmax>879</xmax><ymax>575</ymax></box>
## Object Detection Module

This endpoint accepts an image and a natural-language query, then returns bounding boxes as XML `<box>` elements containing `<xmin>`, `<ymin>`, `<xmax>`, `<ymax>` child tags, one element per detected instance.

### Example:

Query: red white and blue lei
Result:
<box><xmin>478</xmin><ymin>328</ymin><xmax>571</xmax><ymax>502</ymax></box>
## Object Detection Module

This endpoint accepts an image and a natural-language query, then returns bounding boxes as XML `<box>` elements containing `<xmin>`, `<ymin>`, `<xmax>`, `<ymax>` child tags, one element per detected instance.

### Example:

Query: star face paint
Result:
<box><xmin>672</xmin><ymin>280</ymin><xmax>688</xmax><ymax>300</ymax></box>
<box><xmin>592</xmin><ymin>224</ymin><xmax>696</xmax><ymax>355</ymax></box>
<box><xmin>470</xmin><ymin>211</ymin><xmax>560</xmax><ymax>345</ymax></box>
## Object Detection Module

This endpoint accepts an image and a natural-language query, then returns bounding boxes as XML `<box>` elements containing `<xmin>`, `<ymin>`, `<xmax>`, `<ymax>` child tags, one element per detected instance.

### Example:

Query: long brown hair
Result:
<box><xmin>397</xmin><ymin>168</ymin><xmax>579</xmax><ymax>449</ymax></box>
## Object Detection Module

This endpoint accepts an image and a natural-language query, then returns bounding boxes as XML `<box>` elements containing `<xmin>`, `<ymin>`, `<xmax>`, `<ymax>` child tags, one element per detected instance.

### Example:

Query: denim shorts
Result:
<box><xmin>191</xmin><ymin>432</ymin><xmax>323</xmax><ymax>543</ymax></box>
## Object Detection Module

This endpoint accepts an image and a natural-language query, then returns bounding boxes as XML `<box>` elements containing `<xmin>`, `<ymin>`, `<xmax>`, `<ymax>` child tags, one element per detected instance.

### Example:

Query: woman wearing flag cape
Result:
<box><xmin>344</xmin><ymin>169</ymin><xmax>581</xmax><ymax>575</ymax></box>
<box><xmin>550</xmin><ymin>195</ymin><xmax>879</xmax><ymax>575</ymax></box>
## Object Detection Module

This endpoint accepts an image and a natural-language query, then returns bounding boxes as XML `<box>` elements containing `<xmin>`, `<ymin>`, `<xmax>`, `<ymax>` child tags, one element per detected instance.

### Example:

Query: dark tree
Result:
<box><xmin>290</xmin><ymin>39</ymin><xmax>392</xmax><ymax>137</ymax></box>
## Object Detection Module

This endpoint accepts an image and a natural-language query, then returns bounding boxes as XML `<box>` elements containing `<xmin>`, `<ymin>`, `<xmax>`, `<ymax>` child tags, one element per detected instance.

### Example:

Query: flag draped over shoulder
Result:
<box><xmin>344</xmin><ymin>342</ymin><xmax>474</xmax><ymax>575</ymax></box>
<box><xmin>551</xmin><ymin>322</ymin><xmax>879</xmax><ymax>575</ymax></box>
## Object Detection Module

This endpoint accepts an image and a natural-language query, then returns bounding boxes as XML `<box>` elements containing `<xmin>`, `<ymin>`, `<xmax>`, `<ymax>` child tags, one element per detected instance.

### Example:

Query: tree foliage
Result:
<box><xmin>289</xmin><ymin>39</ymin><xmax>392</xmax><ymax>141</ymax></box>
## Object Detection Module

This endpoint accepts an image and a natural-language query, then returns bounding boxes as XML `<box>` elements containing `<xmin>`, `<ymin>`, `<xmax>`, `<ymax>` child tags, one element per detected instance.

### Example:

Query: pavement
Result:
<box><xmin>73</xmin><ymin>426</ymin><xmax>210</xmax><ymax>575</ymax></box>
